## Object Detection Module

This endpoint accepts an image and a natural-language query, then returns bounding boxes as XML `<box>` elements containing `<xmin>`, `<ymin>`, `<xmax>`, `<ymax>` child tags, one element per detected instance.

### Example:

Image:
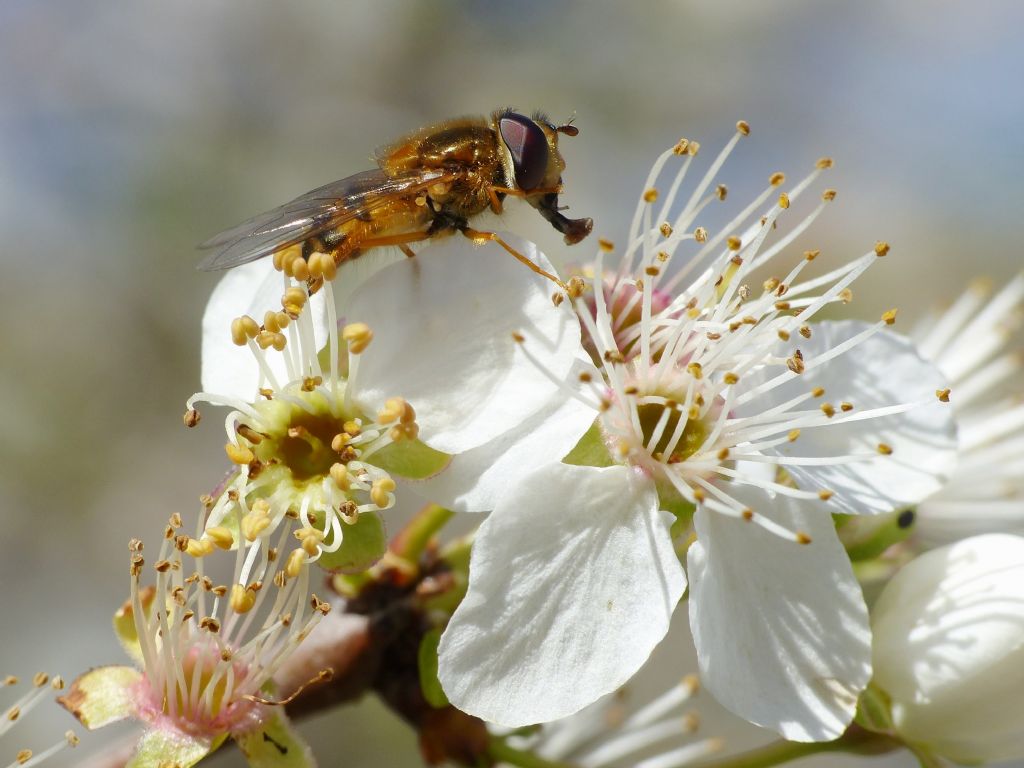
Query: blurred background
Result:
<box><xmin>2</xmin><ymin>1</ymin><xmax>1022</xmax><ymax>765</ymax></box>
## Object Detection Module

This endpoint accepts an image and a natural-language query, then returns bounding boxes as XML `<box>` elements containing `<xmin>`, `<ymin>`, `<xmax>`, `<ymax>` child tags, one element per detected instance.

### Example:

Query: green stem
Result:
<box><xmin>486</xmin><ymin>739</ymin><xmax>576</xmax><ymax>768</ymax></box>
<box><xmin>696</xmin><ymin>740</ymin><xmax>838</xmax><ymax>768</ymax></box>
<box><xmin>390</xmin><ymin>503</ymin><xmax>454</xmax><ymax>562</ymax></box>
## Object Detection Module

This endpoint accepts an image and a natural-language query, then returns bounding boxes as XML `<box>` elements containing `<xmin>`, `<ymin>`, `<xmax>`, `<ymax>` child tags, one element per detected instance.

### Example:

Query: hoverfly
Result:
<box><xmin>198</xmin><ymin>109</ymin><xmax>593</xmax><ymax>290</ymax></box>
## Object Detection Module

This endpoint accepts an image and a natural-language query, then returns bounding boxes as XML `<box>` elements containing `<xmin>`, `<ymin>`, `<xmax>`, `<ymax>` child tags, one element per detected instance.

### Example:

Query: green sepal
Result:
<box><xmin>417</xmin><ymin>628</ymin><xmax>449</xmax><ymax>708</ymax></box>
<box><xmin>855</xmin><ymin>681</ymin><xmax>895</xmax><ymax>734</ymax></box>
<box><xmin>562</xmin><ymin>420</ymin><xmax>612</xmax><ymax>467</ymax></box>
<box><xmin>315</xmin><ymin>511</ymin><xmax>388</xmax><ymax>573</ymax></box>
<box><xmin>113</xmin><ymin>590</ymin><xmax>154</xmax><ymax>666</ymax></box>
<box><xmin>57</xmin><ymin>665</ymin><xmax>142</xmax><ymax>729</ymax></box>
<box><xmin>839</xmin><ymin>508</ymin><xmax>916</xmax><ymax>562</ymax></box>
<box><xmin>236</xmin><ymin>710</ymin><xmax>316</xmax><ymax>768</ymax></box>
<box><xmin>373</xmin><ymin>438</ymin><xmax>450</xmax><ymax>480</ymax></box>
<box><xmin>126</xmin><ymin>728</ymin><xmax>222</xmax><ymax>768</ymax></box>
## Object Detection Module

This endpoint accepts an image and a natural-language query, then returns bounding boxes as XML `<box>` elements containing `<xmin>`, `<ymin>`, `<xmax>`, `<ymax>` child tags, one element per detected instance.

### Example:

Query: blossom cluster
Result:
<box><xmin>41</xmin><ymin>122</ymin><xmax>1024</xmax><ymax>768</ymax></box>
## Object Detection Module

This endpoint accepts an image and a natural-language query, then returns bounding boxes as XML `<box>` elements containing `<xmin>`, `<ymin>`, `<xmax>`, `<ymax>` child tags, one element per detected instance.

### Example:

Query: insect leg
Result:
<box><xmin>459</xmin><ymin>227</ymin><xmax>568</xmax><ymax>291</ymax></box>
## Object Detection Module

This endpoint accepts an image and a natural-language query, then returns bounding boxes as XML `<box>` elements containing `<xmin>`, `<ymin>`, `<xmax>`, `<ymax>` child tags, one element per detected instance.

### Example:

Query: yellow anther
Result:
<box><xmin>643</xmin><ymin>188</ymin><xmax>658</xmax><ymax>203</ymax></box>
<box><xmin>290</xmin><ymin>257</ymin><xmax>310</xmax><ymax>282</ymax></box>
<box><xmin>598</xmin><ymin>238</ymin><xmax>615</xmax><ymax>252</ymax></box>
<box><xmin>874</xmin><ymin>241</ymin><xmax>891</xmax><ymax>257</ymax></box>
<box><xmin>645</xmin><ymin>265</ymin><xmax>660</xmax><ymax>276</ymax></box>
<box><xmin>183</xmin><ymin>408</ymin><xmax>201</xmax><ymax>427</ymax></box>
<box><xmin>230</xmin><ymin>584</ymin><xmax>256</xmax><ymax>614</ymax></box>
<box><xmin>206</xmin><ymin>526</ymin><xmax>234</xmax><ymax>550</ymax></box>
<box><xmin>822</xmin><ymin>189</ymin><xmax>837</xmax><ymax>202</ymax></box>
<box><xmin>820</xmin><ymin>402</ymin><xmax>836</xmax><ymax>418</ymax></box>
<box><xmin>271</xmin><ymin>332</ymin><xmax>287</xmax><ymax>351</ymax></box>
<box><xmin>882</xmin><ymin>308</ymin><xmax>898</xmax><ymax>325</ymax></box>
<box><xmin>799</xmin><ymin>325</ymin><xmax>812</xmax><ymax>338</ymax></box>
<box><xmin>877</xmin><ymin>443</ymin><xmax>894</xmax><ymax>455</ymax></box>
<box><xmin>694</xmin><ymin>227</ymin><xmax>708</xmax><ymax>243</ymax></box>
<box><xmin>769</xmin><ymin>172</ymin><xmax>786</xmax><ymax>187</ymax></box>
<box><xmin>936</xmin><ymin>388</ymin><xmax>951</xmax><ymax>403</ymax></box>
<box><xmin>816</xmin><ymin>157</ymin><xmax>834</xmax><ymax>169</ymax></box>
<box><xmin>812</xmin><ymin>386</ymin><xmax>825</xmax><ymax>398</ymax></box>
<box><xmin>370</xmin><ymin>477</ymin><xmax>396</xmax><ymax>508</ymax></box>
<box><xmin>264</xmin><ymin>310</ymin><xmax>281</xmax><ymax>333</ymax></box>
<box><xmin>724</xmin><ymin>372</ymin><xmax>739</xmax><ymax>385</ymax></box>
<box><xmin>716</xmin><ymin>184</ymin><xmax>728</xmax><ymax>200</ymax></box>
<box><xmin>185</xmin><ymin>537</ymin><xmax>215</xmax><ymax>558</ymax></box>
<box><xmin>795</xmin><ymin>531</ymin><xmax>812</xmax><ymax>545</ymax></box>
<box><xmin>295</xmin><ymin>527</ymin><xmax>325</xmax><ymax>557</ymax></box>
<box><xmin>511</xmin><ymin>331</ymin><xmax>526</xmax><ymax>343</ymax></box>
<box><xmin>804</xmin><ymin>249</ymin><xmax>820</xmax><ymax>261</ymax></box>
<box><xmin>342</xmin><ymin>322</ymin><xmax>374</xmax><ymax>354</ymax></box>
<box><xmin>742</xmin><ymin>509</ymin><xmax>754</xmax><ymax>521</ymax></box>
<box><xmin>839</xmin><ymin>288</ymin><xmax>854</xmax><ymax>304</ymax></box>
<box><xmin>840</xmin><ymin>401</ymin><xmax>854</xmax><ymax>412</ymax></box>
<box><xmin>736</xmin><ymin>120</ymin><xmax>751</xmax><ymax>136</ymax></box>
<box><xmin>778</xmin><ymin>192</ymin><xmax>790</xmax><ymax>209</ymax></box>
<box><xmin>818</xmin><ymin>489</ymin><xmax>834</xmax><ymax>501</ymax></box>
<box><xmin>16</xmin><ymin>749</ymin><xmax>31</xmax><ymax>763</ymax></box>
<box><xmin>686</xmin><ymin>362</ymin><xmax>703</xmax><ymax>379</ymax></box>
<box><xmin>727</xmin><ymin>235</ymin><xmax>742</xmax><ymax>251</ymax></box>
<box><xmin>330</xmin><ymin>462</ymin><xmax>351</xmax><ymax>491</ymax></box>
<box><xmin>241</xmin><ymin>512</ymin><xmax>271</xmax><ymax>542</ymax></box>
<box><xmin>230</xmin><ymin>318</ymin><xmax>248</xmax><ymax>346</ymax></box>
<box><xmin>379</xmin><ymin>396</ymin><xmax>415</xmax><ymax>425</ymax></box>
<box><xmin>777</xmin><ymin>329</ymin><xmax>791</xmax><ymax>341</ymax></box>
<box><xmin>788</xmin><ymin>429</ymin><xmax>801</xmax><ymax>442</ymax></box>
<box><xmin>225</xmin><ymin>442</ymin><xmax>254</xmax><ymax>465</ymax></box>
<box><xmin>659</xmin><ymin>222</ymin><xmax>673</xmax><ymax>238</ymax></box>
<box><xmin>285</xmin><ymin>549</ymin><xmax>307</xmax><ymax>578</ymax></box>
<box><xmin>282</xmin><ymin>286</ymin><xmax>308</xmax><ymax>316</ymax></box>
<box><xmin>687</xmin><ymin>140</ymin><xmax>700</xmax><ymax>156</ymax></box>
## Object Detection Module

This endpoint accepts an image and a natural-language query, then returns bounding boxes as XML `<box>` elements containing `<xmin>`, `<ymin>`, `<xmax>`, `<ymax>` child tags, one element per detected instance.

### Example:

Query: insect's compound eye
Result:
<box><xmin>499</xmin><ymin>113</ymin><xmax>550</xmax><ymax>191</ymax></box>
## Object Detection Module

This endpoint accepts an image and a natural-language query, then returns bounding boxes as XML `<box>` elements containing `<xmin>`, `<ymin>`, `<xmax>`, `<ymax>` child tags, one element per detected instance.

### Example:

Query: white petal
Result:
<box><xmin>409</xmin><ymin>361</ymin><xmax>599</xmax><ymax>512</ymax></box>
<box><xmin>688</xmin><ymin>485</ymin><xmax>871</xmax><ymax>741</ymax></box>
<box><xmin>346</xmin><ymin>235</ymin><xmax>584</xmax><ymax>454</ymax></box>
<box><xmin>438</xmin><ymin>464</ymin><xmax>686</xmax><ymax>726</ymax></box>
<box><xmin>200</xmin><ymin>260</ymin><xmax>327</xmax><ymax>399</ymax></box>
<box><xmin>736</xmin><ymin>321</ymin><xmax>957</xmax><ymax>514</ymax></box>
<box><xmin>872</xmin><ymin>534</ymin><xmax>1024</xmax><ymax>764</ymax></box>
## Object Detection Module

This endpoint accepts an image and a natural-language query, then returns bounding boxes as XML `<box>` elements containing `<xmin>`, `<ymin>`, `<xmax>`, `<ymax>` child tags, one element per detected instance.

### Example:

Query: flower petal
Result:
<box><xmin>409</xmin><ymin>361</ymin><xmax>599</xmax><ymax>512</ymax></box>
<box><xmin>688</xmin><ymin>485</ymin><xmax>871</xmax><ymax>741</ymax></box>
<box><xmin>438</xmin><ymin>464</ymin><xmax>686</xmax><ymax>726</ymax></box>
<box><xmin>235</xmin><ymin>710</ymin><xmax>316</xmax><ymax>767</ymax></box>
<box><xmin>201</xmin><ymin>259</ymin><xmax>327</xmax><ymax>399</ymax></box>
<box><xmin>347</xmin><ymin>235</ymin><xmax>584</xmax><ymax>454</ymax></box>
<box><xmin>57</xmin><ymin>665</ymin><xmax>142</xmax><ymax>729</ymax></box>
<box><xmin>735</xmin><ymin>321</ymin><xmax>957</xmax><ymax>514</ymax></box>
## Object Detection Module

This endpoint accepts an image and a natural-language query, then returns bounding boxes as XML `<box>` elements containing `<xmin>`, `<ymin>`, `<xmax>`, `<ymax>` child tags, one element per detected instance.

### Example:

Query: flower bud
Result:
<box><xmin>871</xmin><ymin>534</ymin><xmax>1024</xmax><ymax>763</ymax></box>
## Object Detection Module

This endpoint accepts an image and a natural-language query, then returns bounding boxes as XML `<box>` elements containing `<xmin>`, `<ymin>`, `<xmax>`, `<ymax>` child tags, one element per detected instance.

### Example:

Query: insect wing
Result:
<box><xmin>197</xmin><ymin>168</ymin><xmax>452</xmax><ymax>271</ymax></box>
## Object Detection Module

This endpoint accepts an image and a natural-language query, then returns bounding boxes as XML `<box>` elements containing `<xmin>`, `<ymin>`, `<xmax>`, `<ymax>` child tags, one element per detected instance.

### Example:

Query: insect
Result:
<box><xmin>198</xmin><ymin>109</ymin><xmax>593</xmax><ymax>290</ymax></box>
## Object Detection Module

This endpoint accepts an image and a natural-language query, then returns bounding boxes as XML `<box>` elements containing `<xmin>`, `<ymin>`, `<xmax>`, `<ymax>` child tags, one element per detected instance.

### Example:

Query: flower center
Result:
<box><xmin>635</xmin><ymin>402</ymin><xmax>708</xmax><ymax>462</ymax></box>
<box><xmin>251</xmin><ymin>395</ymin><xmax>357</xmax><ymax>484</ymax></box>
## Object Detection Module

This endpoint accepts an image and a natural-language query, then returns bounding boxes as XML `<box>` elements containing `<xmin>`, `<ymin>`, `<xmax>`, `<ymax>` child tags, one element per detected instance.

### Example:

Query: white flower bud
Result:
<box><xmin>871</xmin><ymin>533</ymin><xmax>1024</xmax><ymax>763</ymax></box>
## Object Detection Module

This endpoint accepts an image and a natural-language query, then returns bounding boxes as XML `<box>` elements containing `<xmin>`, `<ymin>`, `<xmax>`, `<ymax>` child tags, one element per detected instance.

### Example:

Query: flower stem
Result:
<box><xmin>695</xmin><ymin>729</ymin><xmax>901</xmax><ymax>768</ymax></box>
<box><xmin>487</xmin><ymin>739</ymin><xmax>577</xmax><ymax>768</ymax></box>
<box><xmin>390</xmin><ymin>503</ymin><xmax>454</xmax><ymax>562</ymax></box>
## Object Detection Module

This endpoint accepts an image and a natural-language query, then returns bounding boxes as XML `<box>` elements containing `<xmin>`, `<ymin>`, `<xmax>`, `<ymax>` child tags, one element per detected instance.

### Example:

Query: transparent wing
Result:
<box><xmin>197</xmin><ymin>168</ymin><xmax>453</xmax><ymax>271</ymax></box>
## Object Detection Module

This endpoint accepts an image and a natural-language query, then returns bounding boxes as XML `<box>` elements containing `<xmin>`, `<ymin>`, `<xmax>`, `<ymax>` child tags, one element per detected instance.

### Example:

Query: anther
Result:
<box><xmin>694</xmin><ymin>227</ymin><xmax>708</xmax><ymax>243</ymax></box>
<box><xmin>511</xmin><ymin>331</ymin><xmax>526</xmax><ymax>343</ymax></box>
<box><xmin>741</xmin><ymin>509</ymin><xmax>754</xmax><ymax>521</ymax></box>
<box><xmin>799</xmin><ymin>325</ymin><xmax>812</xmax><ymax>338</ymax></box>
<box><xmin>812</xmin><ymin>386</ymin><xmax>825</xmax><ymax>398</ymax></box>
<box><xmin>818</xmin><ymin>490</ymin><xmax>834</xmax><ymax>501</ymax></box>
<box><xmin>716</xmin><ymin>184</ymin><xmax>728</xmax><ymax>200</ymax></box>
<box><xmin>199</xmin><ymin>617</ymin><xmax>221</xmax><ymax>634</ymax></box>
<box><xmin>206</xmin><ymin>526</ymin><xmax>234</xmax><ymax>550</ymax></box>
<box><xmin>285</xmin><ymin>549</ymin><xmax>307</xmax><ymax>579</ymax></box>
<box><xmin>877</xmin><ymin>443</ymin><xmax>894</xmax><ymax>455</ymax></box>
<box><xmin>882</xmin><ymin>308</ymin><xmax>898</xmax><ymax>325</ymax></box>
<box><xmin>566</xmin><ymin>276</ymin><xmax>585</xmax><ymax>299</ymax></box>
<box><xmin>185</xmin><ymin>537</ymin><xmax>215</xmax><ymax>558</ymax></box>
<box><xmin>822</xmin><ymin>189</ymin><xmax>837</xmax><ymax>201</ymax></box>
<box><xmin>840</xmin><ymin>402</ymin><xmax>854</xmax><ymax>412</ymax></box>
<box><xmin>777</xmin><ymin>329</ymin><xmax>791</xmax><ymax>341</ymax></box>
<box><xmin>874</xmin><ymin>241</ymin><xmax>891</xmax><ymax>257</ymax></box>
<box><xmin>788</xmin><ymin>429</ymin><xmax>800</xmax><ymax>442</ymax></box>
<box><xmin>816</xmin><ymin>157</ymin><xmax>834</xmax><ymax>169</ymax></box>
<box><xmin>598</xmin><ymin>238</ymin><xmax>615</xmax><ymax>252</ymax></box>
<box><xmin>778</xmin><ymin>192</ymin><xmax>790</xmax><ymax>209</ymax></box>
<box><xmin>786</xmin><ymin>351</ymin><xmax>805</xmax><ymax>375</ymax></box>
<box><xmin>371</xmin><ymin>477</ymin><xmax>396</xmax><ymax>508</ymax></box>
<box><xmin>795</xmin><ymin>531</ymin><xmax>812</xmax><ymax>545</ymax></box>
<box><xmin>183</xmin><ymin>408</ymin><xmax>201</xmax><ymax>427</ymax></box>
<box><xmin>643</xmin><ymin>188</ymin><xmax>658</xmax><ymax>203</ymax></box>
<box><xmin>225</xmin><ymin>442</ymin><xmax>254</xmax><ymax>465</ymax></box>
<box><xmin>724</xmin><ymin>372</ymin><xmax>739</xmax><ymax>385</ymax></box>
<box><xmin>769</xmin><ymin>172</ymin><xmax>785</xmax><ymax>187</ymax></box>
<box><xmin>230</xmin><ymin>584</ymin><xmax>256</xmax><ymax>614</ymax></box>
<box><xmin>342</xmin><ymin>322</ymin><xmax>374</xmax><ymax>354</ymax></box>
<box><xmin>804</xmin><ymin>249</ymin><xmax>820</xmax><ymax>261</ymax></box>
<box><xmin>820</xmin><ymin>402</ymin><xmax>836</xmax><ymax>418</ymax></box>
<box><xmin>672</xmin><ymin>138</ymin><xmax>690</xmax><ymax>155</ymax></box>
<box><xmin>660</xmin><ymin>222</ymin><xmax>673</xmax><ymax>237</ymax></box>
<box><xmin>839</xmin><ymin>288</ymin><xmax>854</xmax><ymax>304</ymax></box>
<box><xmin>330</xmin><ymin>462</ymin><xmax>351</xmax><ymax>491</ymax></box>
<box><xmin>936</xmin><ymin>388</ymin><xmax>951</xmax><ymax>402</ymax></box>
<box><xmin>736</xmin><ymin>120</ymin><xmax>751</xmax><ymax>136</ymax></box>
<box><xmin>727</xmin><ymin>236</ymin><xmax>742</xmax><ymax>251</ymax></box>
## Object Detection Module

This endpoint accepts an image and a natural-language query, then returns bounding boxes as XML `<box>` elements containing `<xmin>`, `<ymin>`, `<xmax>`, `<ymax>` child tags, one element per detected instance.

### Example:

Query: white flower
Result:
<box><xmin>59</xmin><ymin>507</ymin><xmax>328</xmax><ymax>767</ymax></box>
<box><xmin>439</xmin><ymin>124</ymin><xmax>957</xmax><ymax>740</ymax></box>
<box><xmin>495</xmin><ymin>675</ymin><xmax>723</xmax><ymax>768</ymax></box>
<box><xmin>2</xmin><ymin>674</ymin><xmax>78</xmax><ymax>768</ymax></box>
<box><xmin>871</xmin><ymin>533</ymin><xmax>1024</xmax><ymax>764</ymax></box>
<box><xmin>910</xmin><ymin>276</ymin><xmax>1024</xmax><ymax>544</ymax></box>
<box><xmin>187</xmin><ymin>237</ymin><xmax>592</xmax><ymax>564</ymax></box>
